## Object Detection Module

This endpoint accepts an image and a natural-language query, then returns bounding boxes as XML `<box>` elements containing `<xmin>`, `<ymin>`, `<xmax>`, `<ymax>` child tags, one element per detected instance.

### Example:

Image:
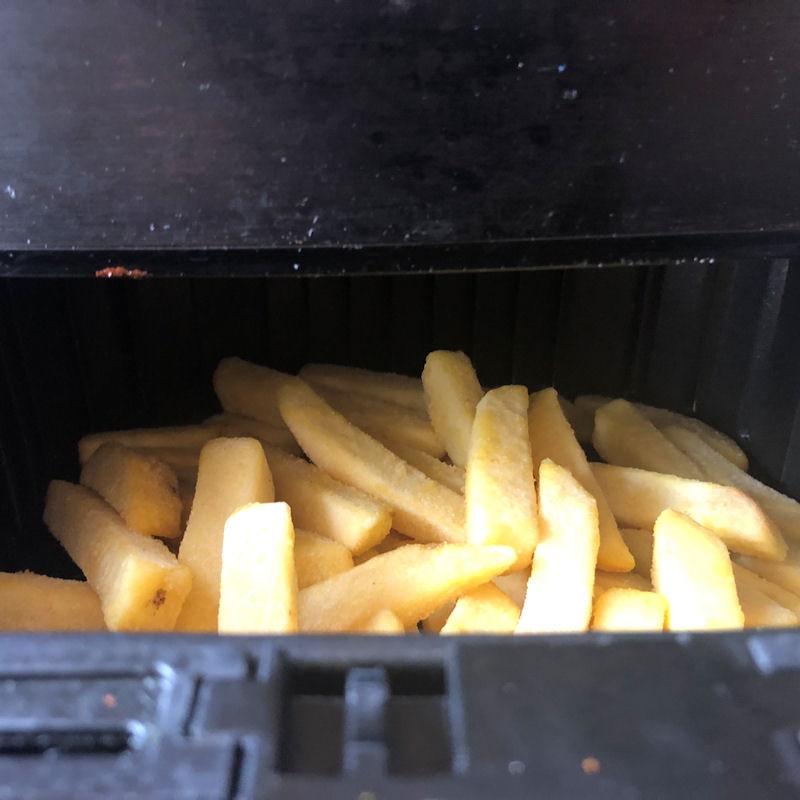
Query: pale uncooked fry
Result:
<box><xmin>80</xmin><ymin>443</ymin><xmax>182</xmax><ymax>539</ymax></box>
<box><xmin>357</xmin><ymin>609</ymin><xmax>407</xmax><ymax>634</ymax></box>
<box><xmin>0</xmin><ymin>572</ymin><xmax>106</xmax><ymax>631</ymax></box>
<box><xmin>205</xmin><ymin>411</ymin><xmax>303</xmax><ymax>456</ymax></box>
<box><xmin>651</xmin><ymin>509</ymin><xmax>743</xmax><ymax>631</ymax></box>
<box><xmin>663</xmin><ymin>424</ymin><xmax>800</xmax><ymax>542</ymax></box>
<box><xmin>528</xmin><ymin>387</ymin><xmax>633</xmax><ymax>572</ymax></box>
<box><xmin>422</xmin><ymin>350</ymin><xmax>484</xmax><ymax>467</ymax></box>
<box><xmin>43</xmin><ymin>481</ymin><xmax>192</xmax><ymax>632</ymax></box>
<box><xmin>78</xmin><ymin>423</ymin><xmax>221</xmax><ymax>465</ymax></box>
<box><xmin>492</xmin><ymin>570</ymin><xmax>529</xmax><ymax>608</ymax></box>
<box><xmin>382</xmin><ymin>439</ymin><xmax>466</xmax><ymax>494</ymax></box>
<box><xmin>278</xmin><ymin>381</ymin><xmax>465</xmax><ymax>544</ymax></box>
<box><xmin>218</xmin><ymin>502</ymin><xmax>298</xmax><ymax>634</ymax></box>
<box><xmin>310</xmin><ymin>383</ymin><xmax>445</xmax><ymax>458</ymax></box>
<box><xmin>591</xmin><ymin>588</ymin><xmax>666</xmax><ymax>632</ymax></box>
<box><xmin>737</xmin><ymin>541</ymin><xmax>800</xmax><ymax>598</ymax></box>
<box><xmin>176</xmin><ymin>438</ymin><xmax>274</xmax><ymax>632</ymax></box>
<box><xmin>592</xmin><ymin>399</ymin><xmax>703</xmax><ymax>479</ymax></box>
<box><xmin>734</xmin><ymin>580</ymin><xmax>798</xmax><ymax>628</ymax></box>
<box><xmin>298</xmin><ymin>543</ymin><xmax>516</xmax><ymax>632</ymax></box>
<box><xmin>593</xmin><ymin>570</ymin><xmax>652</xmax><ymax>600</ymax></box>
<box><xmin>618</xmin><ymin>528</ymin><xmax>655</xmax><ymax>579</ymax></box>
<box><xmin>466</xmin><ymin>385</ymin><xmax>538</xmax><ymax>571</ymax></box>
<box><xmin>294</xmin><ymin>528</ymin><xmax>354</xmax><ymax>589</ymax></box>
<box><xmin>517</xmin><ymin>460</ymin><xmax>599</xmax><ymax>633</ymax></box>
<box><xmin>440</xmin><ymin>583</ymin><xmax>521</xmax><ymax>634</ymax></box>
<box><xmin>575</xmin><ymin>394</ymin><xmax>748</xmax><ymax>471</ymax></box>
<box><xmin>732</xmin><ymin>563</ymin><xmax>800</xmax><ymax>620</ymax></box>
<box><xmin>299</xmin><ymin>363</ymin><xmax>428</xmax><ymax>414</ymax></box>
<box><xmin>558</xmin><ymin>395</ymin><xmax>594</xmax><ymax>446</ymax></box>
<box><xmin>591</xmin><ymin>463</ymin><xmax>786</xmax><ymax>561</ymax></box>
<box><xmin>262</xmin><ymin>443</ymin><xmax>392</xmax><ymax>555</ymax></box>
<box><xmin>131</xmin><ymin>446</ymin><xmax>202</xmax><ymax>482</ymax></box>
<box><xmin>213</xmin><ymin>356</ymin><xmax>300</xmax><ymax>429</ymax></box>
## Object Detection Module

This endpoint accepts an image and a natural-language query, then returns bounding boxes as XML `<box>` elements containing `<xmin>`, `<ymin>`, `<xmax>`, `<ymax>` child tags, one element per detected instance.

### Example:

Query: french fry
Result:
<box><xmin>663</xmin><ymin>424</ymin><xmax>800</xmax><ymax>542</ymax></box>
<box><xmin>591</xmin><ymin>462</ymin><xmax>786</xmax><ymax>561</ymax></box>
<box><xmin>737</xmin><ymin>541</ymin><xmax>800</xmax><ymax>597</ymax></box>
<box><xmin>300</xmin><ymin>363</ymin><xmax>427</xmax><ymax>414</ymax></box>
<box><xmin>205</xmin><ymin>411</ymin><xmax>303</xmax><ymax>456</ymax></box>
<box><xmin>298</xmin><ymin>543</ymin><xmax>516</xmax><ymax>632</ymax></box>
<box><xmin>263</xmin><ymin>443</ymin><xmax>392</xmax><ymax>555</ymax></box>
<box><xmin>591</xmin><ymin>588</ymin><xmax>666</xmax><ymax>631</ymax></box>
<box><xmin>130</xmin><ymin>446</ymin><xmax>202</xmax><ymax>484</ymax></box>
<box><xmin>307</xmin><ymin>384</ymin><xmax>444</xmax><ymax>458</ymax></box>
<box><xmin>528</xmin><ymin>387</ymin><xmax>633</xmax><ymax>572</ymax></box>
<box><xmin>558</xmin><ymin>396</ymin><xmax>595</xmax><ymax>446</ymax></box>
<box><xmin>0</xmin><ymin>572</ymin><xmax>105</xmax><ymax>631</ymax></box>
<box><xmin>732</xmin><ymin>563</ymin><xmax>800</xmax><ymax>620</ymax></box>
<box><xmin>421</xmin><ymin>601</ymin><xmax>457</xmax><ymax>633</ymax></box>
<box><xmin>78</xmin><ymin>423</ymin><xmax>220</xmax><ymax>466</ymax></box>
<box><xmin>43</xmin><ymin>481</ymin><xmax>192</xmax><ymax>631</ymax></box>
<box><xmin>618</xmin><ymin>528</ymin><xmax>654</xmax><ymax>579</ymax></box>
<box><xmin>358</xmin><ymin>608</ymin><xmax>407</xmax><ymax>634</ymax></box>
<box><xmin>651</xmin><ymin>509</ymin><xmax>744</xmax><ymax>630</ymax></box>
<box><xmin>353</xmin><ymin>530</ymin><xmax>414</xmax><ymax>565</ymax></box>
<box><xmin>466</xmin><ymin>385</ymin><xmax>538</xmax><ymax>571</ymax></box>
<box><xmin>517</xmin><ymin>460</ymin><xmax>599</xmax><ymax>633</ymax></box>
<box><xmin>278</xmin><ymin>381</ymin><xmax>465</xmax><ymax>544</ymax></box>
<box><xmin>213</xmin><ymin>356</ymin><xmax>300</xmax><ymax>429</ymax></box>
<box><xmin>176</xmin><ymin>437</ymin><xmax>274</xmax><ymax>632</ymax></box>
<box><xmin>80</xmin><ymin>443</ymin><xmax>182</xmax><ymax>539</ymax></box>
<box><xmin>294</xmin><ymin>528</ymin><xmax>354</xmax><ymax>589</ymax></box>
<box><xmin>421</xmin><ymin>350</ymin><xmax>484</xmax><ymax>467</ymax></box>
<box><xmin>593</xmin><ymin>570</ymin><xmax>652</xmax><ymax>599</ymax></box>
<box><xmin>734</xmin><ymin>580</ymin><xmax>798</xmax><ymax>628</ymax></box>
<box><xmin>575</xmin><ymin>394</ymin><xmax>748</xmax><ymax>470</ymax></box>
<box><xmin>592</xmin><ymin>399</ymin><xmax>703</xmax><ymax>479</ymax></box>
<box><xmin>440</xmin><ymin>583</ymin><xmax>521</xmax><ymax>634</ymax></box>
<box><xmin>218</xmin><ymin>502</ymin><xmax>298</xmax><ymax>634</ymax></box>
<box><xmin>381</xmin><ymin>440</ymin><xmax>465</xmax><ymax>494</ymax></box>
<box><xmin>492</xmin><ymin>570</ymin><xmax>529</xmax><ymax>608</ymax></box>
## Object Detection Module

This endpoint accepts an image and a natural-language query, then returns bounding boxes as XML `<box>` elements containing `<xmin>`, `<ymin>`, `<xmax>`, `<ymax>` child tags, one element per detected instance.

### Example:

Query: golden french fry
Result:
<box><xmin>732</xmin><ymin>562</ymin><xmax>800</xmax><ymax>620</ymax></box>
<box><xmin>466</xmin><ymin>385</ymin><xmax>538</xmax><ymax>571</ymax></box>
<box><xmin>176</xmin><ymin>438</ymin><xmax>274</xmax><ymax>632</ymax></box>
<box><xmin>576</xmin><ymin>395</ymin><xmax>748</xmax><ymax>470</ymax></box>
<box><xmin>263</xmin><ymin>443</ymin><xmax>392</xmax><ymax>555</ymax></box>
<box><xmin>0</xmin><ymin>572</ymin><xmax>106</xmax><ymax>631</ymax></box>
<box><xmin>734</xmin><ymin>580</ymin><xmax>798</xmax><ymax>628</ymax></box>
<box><xmin>78</xmin><ymin>423</ymin><xmax>220</xmax><ymax>466</ymax></box>
<box><xmin>213</xmin><ymin>356</ymin><xmax>300</xmax><ymax>429</ymax></box>
<box><xmin>205</xmin><ymin>411</ymin><xmax>303</xmax><ymax>456</ymax></box>
<box><xmin>298</xmin><ymin>543</ymin><xmax>516</xmax><ymax>632</ymax></box>
<box><xmin>528</xmin><ymin>387</ymin><xmax>633</xmax><ymax>572</ymax></box>
<box><xmin>591</xmin><ymin>462</ymin><xmax>786</xmax><ymax>561</ymax></box>
<box><xmin>592</xmin><ymin>399</ymin><xmax>703</xmax><ymax>479</ymax></box>
<box><xmin>278</xmin><ymin>381</ymin><xmax>465</xmax><ymax>544</ymax></box>
<box><xmin>80</xmin><ymin>443</ymin><xmax>182</xmax><ymax>539</ymax></box>
<box><xmin>737</xmin><ymin>541</ymin><xmax>800</xmax><ymax>597</ymax></box>
<box><xmin>422</xmin><ymin>350</ymin><xmax>484</xmax><ymax>467</ymax></box>
<box><xmin>218</xmin><ymin>502</ymin><xmax>298</xmax><ymax>634</ymax></box>
<box><xmin>517</xmin><ymin>460</ymin><xmax>599</xmax><ymax>633</ymax></box>
<box><xmin>381</xmin><ymin>440</ymin><xmax>465</xmax><ymax>494</ymax></box>
<box><xmin>300</xmin><ymin>363</ymin><xmax>428</xmax><ymax>414</ymax></box>
<box><xmin>440</xmin><ymin>583</ymin><xmax>520</xmax><ymax>634</ymax></box>
<box><xmin>618</xmin><ymin>528</ymin><xmax>654</xmax><ymax>579</ymax></box>
<box><xmin>593</xmin><ymin>570</ymin><xmax>652</xmax><ymax>600</ymax></box>
<box><xmin>492</xmin><ymin>570</ymin><xmax>529</xmax><ymax>608</ymax></box>
<box><xmin>357</xmin><ymin>609</ymin><xmax>407</xmax><ymax>634</ymax></box>
<box><xmin>308</xmin><ymin>383</ymin><xmax>444</xmax><ymax>458</ymax></box>
<box><xmin>591</xmin><ymin>588</ymin><xmax>666</xmax><ymax>631</ymax></box>
<box><xmin>663</xmin><ymin>424</ymin><xmax>800</xmax><ymax>542</ymax></box>
<box><xmin>652</xmin><ymin>509</ymin><xmax>743</xmax><ymax>630</ymax></box>
<box><xmin>294</xmin><ymin>528</ymin><xmax>354</xmax><ymax>589</ymax></box>
<box><xmin>43</xmin><ymin>481</ymin><xmax>192</xmax><ymax>632</ymax></box>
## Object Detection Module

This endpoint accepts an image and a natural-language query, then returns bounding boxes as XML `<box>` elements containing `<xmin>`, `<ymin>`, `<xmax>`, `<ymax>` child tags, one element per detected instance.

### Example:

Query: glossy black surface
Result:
<box><xmin>0</xmin><ymin>1</ymin><xmax>799</xmax><ymax>252</ymax></box>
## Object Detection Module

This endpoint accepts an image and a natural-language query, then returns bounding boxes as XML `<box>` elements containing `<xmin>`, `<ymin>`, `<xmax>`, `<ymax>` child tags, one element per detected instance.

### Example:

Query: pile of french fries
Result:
<box><xmin>6</xmin><ymin>350</ymin><xmax>800</xmax><ymax>636</ymax></box>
